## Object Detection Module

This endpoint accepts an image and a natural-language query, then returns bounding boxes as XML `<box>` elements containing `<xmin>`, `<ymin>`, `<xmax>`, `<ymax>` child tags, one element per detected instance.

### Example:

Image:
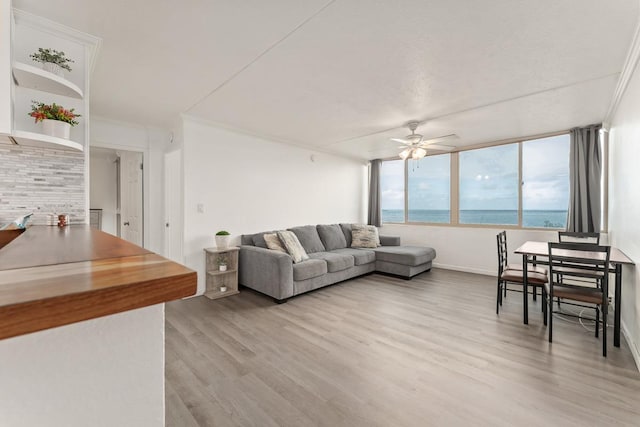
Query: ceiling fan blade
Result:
<box><xmin>390</xmin><ymin>138</ymin><xmax>409</xmax><ymax>144</ymax></box>
<box><xmin>420</xmin><ymin>143</ymin><xmax>455</xmax><ymax>151</ymax></box>
<box><xmin>421</xmin><ymin>134</ymin><xmax>459</xmax><ymax>145</ymax></box>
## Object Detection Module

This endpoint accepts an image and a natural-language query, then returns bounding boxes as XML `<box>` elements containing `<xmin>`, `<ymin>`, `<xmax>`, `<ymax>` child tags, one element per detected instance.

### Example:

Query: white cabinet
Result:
<box><xmin>6</xmin><ymin>9</ymin><xmax>100</xmax><ymax>151</ymax></box>
<box><xmin>0</xmin><ymin>0</ymin><xmax>11</xmax><ymax>136</ymax></box>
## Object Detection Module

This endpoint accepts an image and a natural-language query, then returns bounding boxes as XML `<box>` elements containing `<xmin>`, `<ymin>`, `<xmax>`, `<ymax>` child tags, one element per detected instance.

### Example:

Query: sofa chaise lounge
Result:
<box><xmin>239</xmin><ymin>224</ymin><xmax>436</xmax><ymax>302</ymax></box>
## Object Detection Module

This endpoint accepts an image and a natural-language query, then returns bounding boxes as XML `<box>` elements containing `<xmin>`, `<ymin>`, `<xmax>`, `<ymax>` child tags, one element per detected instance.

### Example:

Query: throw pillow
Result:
<box><xmin>351</xmin><ymin>224</ymin><xmax>380</xmax><ymax>249</ymax></box>
<box><xmin>263</xmin><ymin>233</ymin><xmax>287</xmax><ymax>253</ymax></box>
<box><xmin>289</xmin><ymin>225</ymin><xmax>326</xmax><ymax>253</ymax></box>
<box><xmin>277</xmin><ymin>230</ymin><xmax>310</xmax><ymax>263</ymax></box>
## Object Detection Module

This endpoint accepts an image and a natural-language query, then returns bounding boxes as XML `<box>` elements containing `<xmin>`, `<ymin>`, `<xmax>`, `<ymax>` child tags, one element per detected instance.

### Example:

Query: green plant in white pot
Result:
<box><xmin>29</xmin><ymin>48</ymin><xmax>74</xmax><ymax>77</ymax></box>
<box><xmin>215</xmin><ymin>230</ymin><xmax>230</xmax><ymax>249</ymax></box>
<box><xmin>29</xmin><ymin>101</ymin><xmax>81</xmax><ymax>140</ymax></box>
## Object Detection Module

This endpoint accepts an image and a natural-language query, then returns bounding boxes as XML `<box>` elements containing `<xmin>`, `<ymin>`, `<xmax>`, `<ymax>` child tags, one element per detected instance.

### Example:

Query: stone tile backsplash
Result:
<box><xmin>0</xmin><ymin>144</ymin><xmax>85</xmax><ymax>226</ymax></box>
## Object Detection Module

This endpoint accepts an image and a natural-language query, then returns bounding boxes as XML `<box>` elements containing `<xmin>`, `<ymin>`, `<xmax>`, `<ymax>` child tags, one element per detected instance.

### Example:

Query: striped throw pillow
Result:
<box><xmin>351</xmin><ymin>224</ymin><xmax>380</xmax><ymax>248</ymax></box>
<box><xmin>277</xmin><ymin>231</ymin><xmax>309</xmax><ymax>263</ymax></box>
<box><xmin>263</xmin><ymin>233</ymin><xmax>287</xmax><ymax>253</ymax></box>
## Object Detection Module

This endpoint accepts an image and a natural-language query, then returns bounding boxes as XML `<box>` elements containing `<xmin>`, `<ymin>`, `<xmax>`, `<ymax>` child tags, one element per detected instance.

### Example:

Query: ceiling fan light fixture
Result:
<box><xmin>412</xmin><ymin>148</ymin><xmax>427</xmax><ymax>159</ymax></box>
<box><xmin>399</xmin><ymin>148</ymin><xmax>412</xmax><ymax>160</ymax></box>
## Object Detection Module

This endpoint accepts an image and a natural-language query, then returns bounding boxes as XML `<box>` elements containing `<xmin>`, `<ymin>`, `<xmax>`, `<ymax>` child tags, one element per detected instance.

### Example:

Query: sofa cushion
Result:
<box><xmin>317</xmin><ymin>224</ymin><xmax>347</xmax><ymax>251</ymax></box>
<box><xmin>308</xmin><ymin>251</ymin><xmax>355</xmax><ymax>272</ymax></box>
<box><xmin>289</xmin><ymin>225</ymin><xmax>326</xmax><ymax>253</ymax></box>
<box><xmin>263</xmin><ymin>233</ymin><xmax>287</xmax><ymax>253</ymax></box>
<box><xmin>331</xmin><ymin>248</ymin><xmax>376</xmax><ymax>266</ymax></box>
<box><xmin>351</xmin><ymin>224</ymin><xmax>380</xmax><ymax>248</ymax></box>
<box><xmin>277</xmin><ymin>231</ymin><xmax>309</xmax><ymax>263</ymax></box>
<box><xmin>249</xmin><ymin>230</ymin><xmax>278</xmax><ymax>248</ymax></box>
<box><xmin>293</xmin><ymin>259</ymin><xmax>327</xmax><ymax>281</ymax></box>
<box><xmin>372</xmin><ymin>246</ymin><xmax>436</xmax><ymax>267</ymax></box>
<box><xmin>340</xmin><ymin>223</ymin><xmax>353</xmax><ymax>247</ymax></box>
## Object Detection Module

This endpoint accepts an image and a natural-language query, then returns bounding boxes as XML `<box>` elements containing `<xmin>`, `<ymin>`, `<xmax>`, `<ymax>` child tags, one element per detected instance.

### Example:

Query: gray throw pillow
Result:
<box><xmin>277</xmin><ymin>231</ymin><xmax>309</xmax><ymax>263</ymax></box>
<box><xmin>317</xmin><ymin>224</ymin><xmax>347</xmax><ymax>251</ymax></box>
<box><xmin>263</xmin><ymin>233</ymin><xmax>287</xmax><ymax>253</ymax></box>
<box><xmin>340</xmin><ymin>223</ymin><xmax>353</xmax><ymax>247</ymax></box>
<box><xmin>351</xmin><ymin>224</ymin><xmax>380</xmax><ymax>249</ymax></box>
<box><xmin>289</xmin><ymin>225</ymin><xmax>326</xmax><ymax>253</ymax></box>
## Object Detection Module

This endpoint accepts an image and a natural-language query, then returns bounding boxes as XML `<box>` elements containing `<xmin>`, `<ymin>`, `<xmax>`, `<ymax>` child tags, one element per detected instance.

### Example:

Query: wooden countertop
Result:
<box><xmin>0</xmin><ymin>225</ymin><xmax>197</xmax><ymax>340</ymax></box>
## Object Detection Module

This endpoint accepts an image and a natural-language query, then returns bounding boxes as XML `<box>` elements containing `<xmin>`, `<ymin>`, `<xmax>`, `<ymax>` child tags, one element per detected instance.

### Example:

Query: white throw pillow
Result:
<box><xmin>263</xmin><ymin>233</ymin><xmax>287</xmax><ymax>253</ymax></box>
<box><xmin>351</xmin><ymin>224</ymin><xmax>380</xmax><ymax>248</ymax></box>
<box><xmin>277</xmin><ymin>230</ymin><xmax>309</xmax><ymax>263</ymax></box>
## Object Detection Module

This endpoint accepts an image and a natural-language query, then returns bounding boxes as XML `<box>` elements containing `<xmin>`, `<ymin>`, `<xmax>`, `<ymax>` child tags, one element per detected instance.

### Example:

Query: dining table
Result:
<box><xmin>514</xmin><ymin>241</ymin><xmax>634</xmax><ymax>348</ymax></box>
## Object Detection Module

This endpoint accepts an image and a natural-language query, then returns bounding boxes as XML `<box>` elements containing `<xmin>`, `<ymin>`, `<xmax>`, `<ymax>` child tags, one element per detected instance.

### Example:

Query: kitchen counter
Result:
<box><xmin>0</xmin><ymin>225</ymin><xmax>196</xmax><ymax>340</ymax></box>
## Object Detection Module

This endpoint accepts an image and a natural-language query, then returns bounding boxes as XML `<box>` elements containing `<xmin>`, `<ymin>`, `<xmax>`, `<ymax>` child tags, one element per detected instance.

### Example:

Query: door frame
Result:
<box><xmin>90</xmin><ymin>140</ymin><xmax>149</xmax><ymax>249</ymax></box>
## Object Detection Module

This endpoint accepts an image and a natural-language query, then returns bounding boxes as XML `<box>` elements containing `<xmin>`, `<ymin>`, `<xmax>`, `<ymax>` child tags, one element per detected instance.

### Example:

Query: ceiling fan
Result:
<box><xmin>392</xmin><ymin>121</ymin><xmax>457</xmax><ymax>160</ymax></box>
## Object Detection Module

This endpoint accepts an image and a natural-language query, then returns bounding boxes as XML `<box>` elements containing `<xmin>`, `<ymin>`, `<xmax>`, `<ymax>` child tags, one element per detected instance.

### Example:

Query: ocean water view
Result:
<box><xmin>382</xmin><ymin>209</ymin><xmax>567</xmax><ymax>228</ymax></box>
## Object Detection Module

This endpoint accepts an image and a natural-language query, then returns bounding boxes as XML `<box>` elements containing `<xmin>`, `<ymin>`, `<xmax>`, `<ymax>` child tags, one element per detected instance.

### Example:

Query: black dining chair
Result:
<box><xmin>496</xmin><ymin>231</ymin><xmax>548</xmax><ymax>318</ymax></box>
<box><xmin>558</xmin><ymin>231</ymin><xmax>600</xmax><ymax>244</ymax></box>
<box><xmin>546</xmin><ymin>242</ymin><xmax>611</xmax><ymax>357</ymax></box>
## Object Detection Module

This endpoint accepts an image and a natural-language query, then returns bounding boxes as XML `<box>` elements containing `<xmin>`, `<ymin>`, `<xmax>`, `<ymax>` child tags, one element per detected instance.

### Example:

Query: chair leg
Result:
<box><xmin>533</xmin><ymin>286</ymin><xmax>537</xmax><ymax>301</ymax></box>
<box><xmin>557</xmin><ymin>297</ymin><xmax>561</xmax><ymax>309</ymax></box>
<box><xmin>602</xmin><ymin>302</ymin><xmax>608</xmax><ymax>357</ymax></box>
<box><xmin>548</xmin><ymin>294</ymin><xmax>553</xmax><ymax>342</ymax></box>
<box><xmin>541</xmin><ymin>288</ymin><xmax>547</xmax><ymax>324</ymax></box>
<box><xmin>595</xmin><ymin>307</ymin><xmax>599</xmax><ymax>338</ymax></box>
<box><xmin>496</xmin><ymin>280</ymin><xmax>501</xmax><ymax>314</ymax></box>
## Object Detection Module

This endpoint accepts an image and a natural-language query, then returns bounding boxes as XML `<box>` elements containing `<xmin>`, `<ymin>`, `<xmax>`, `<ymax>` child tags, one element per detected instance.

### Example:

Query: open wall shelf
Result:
<box><xmin>11</xmin><ymin>130</ymin><xmax>83</xmax><ymax>151</ymax></box>
<box><xmin>13</xmin><ymin>62</ymin><xmax>83</xmax><ymax>99</ymax></box>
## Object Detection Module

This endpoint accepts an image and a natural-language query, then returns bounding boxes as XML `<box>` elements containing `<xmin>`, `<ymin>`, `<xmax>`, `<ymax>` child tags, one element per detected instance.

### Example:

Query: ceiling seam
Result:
<box><xmin>325</xmin><ymin>71</ymin><xmax>622</xmax><ymax>146</ymax></box>
<box><xmin>184</xmin><ymin>0</ymin><xmax>336</xmax><ymax>114</ymax></box>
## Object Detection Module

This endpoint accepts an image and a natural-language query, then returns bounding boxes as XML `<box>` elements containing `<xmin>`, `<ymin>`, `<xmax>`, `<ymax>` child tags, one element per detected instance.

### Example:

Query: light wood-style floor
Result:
<box><xmin>165</xmin><ymin>268</ymin><xmax>640</xmax><ymax>427</ymax></box>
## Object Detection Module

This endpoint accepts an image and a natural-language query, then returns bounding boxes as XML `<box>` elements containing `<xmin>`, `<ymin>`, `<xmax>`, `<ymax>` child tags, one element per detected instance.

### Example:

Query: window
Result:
<box><xmin>408</xmin><ymin>154</ymin><xmax>450</xmax><ymax>223</ymax></box>
<box><xmin>380</xmin><ymin>159</ymin><xmax>404</xmax><ymax>223</ymax></box>
<box><xmin>379</xmin><ymin>131</ymin><xmax>591</xmax><ymax>229</ymax></box>
<box><xmin>459</xmin><ymin>144</ymin><xmax>519</xmax><ymax>225</ymax></box>
<box><xmin>522</xmin><ymin>135</ymin><xmax>570</xmax><ymax>228</ymax></box>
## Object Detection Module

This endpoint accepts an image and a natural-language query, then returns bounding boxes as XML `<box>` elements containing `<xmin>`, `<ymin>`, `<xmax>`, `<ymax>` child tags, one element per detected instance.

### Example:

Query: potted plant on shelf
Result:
<box><xmin>29</xmin><ymin>48</ymin><xmax>74</xmax><ymax>77</ymax></box>
<box><xmin>215</xmin><ymin>230</ymin><xmax>230</xmax><ymax>249</ymax></box>
<box><xmin>218</xmin><ymin>254</ymin><xmax>228</xmax><ymax>272</ymax></box>
<box><xmin>29</xmin><ymin>101</ymin><xmax>80</xmax><ymax>140</ymax></box>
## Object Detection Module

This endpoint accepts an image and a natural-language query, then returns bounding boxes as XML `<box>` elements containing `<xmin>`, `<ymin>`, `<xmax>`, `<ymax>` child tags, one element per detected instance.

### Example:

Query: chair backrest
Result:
<box><xmin>547</xmin><ymin>242</ymin><xmax>610</xmax><ymax>294</ymax></box>
<box><xmin>558</xmin><ymin>231</ymin><xmax>600</xmax><ymax>245</ymax></box>
<box><xmin>496</xmin><ymin>231</ymin><xmax>508</xmax><ymax>274</ymax></box>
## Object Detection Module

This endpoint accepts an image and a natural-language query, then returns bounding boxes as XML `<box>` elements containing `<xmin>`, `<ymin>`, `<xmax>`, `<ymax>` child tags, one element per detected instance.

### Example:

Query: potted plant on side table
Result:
<box><xmin>218</xmin><ymin>253</ymin><xmax>228</xmax><ymax>272</ymax></box>
<box><xmin>29</xmin><ymin>48</ymin><xmax>74</xmax><ymax>77</ymax></box>
<box><xmin>215</xmin><ymin>230</ymin><xmax>230</xmax><ymax>249</ymax></box>
<box><xmin>29</xmin><ymin>101</ymin><xmax>80</xmax><ymax>140</ymax></box>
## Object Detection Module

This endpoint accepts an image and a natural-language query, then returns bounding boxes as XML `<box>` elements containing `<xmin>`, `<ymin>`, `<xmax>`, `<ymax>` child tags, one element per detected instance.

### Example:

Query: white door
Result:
<box><xmin>119</xmin><ymin>150</ymin><xmax>143</xmax><ymax>246</ymax></box>
<box><xmin>164</xmin><ymin>149</ymin><xmax>183</xmax><ymax>263</ymax></box>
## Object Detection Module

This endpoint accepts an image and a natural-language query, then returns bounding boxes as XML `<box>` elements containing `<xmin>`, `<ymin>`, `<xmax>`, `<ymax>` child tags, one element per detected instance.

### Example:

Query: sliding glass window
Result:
<box><xmin>407</xmin><ymin>154</ymin><xmax>450</xmax><ymax>223</ymax></box>
<box><xmin>380</xmin><ymin>159</ymin><xmax>405</xmax><ymax>223</ymax></box>
<box><xmin>459</xmin><ymin>144</ymin><xmax>519</xmax><ymax>225</ymax></box>
<box><xmin>522</xmin><ymin>134</ymin><xmax>570</xmax><ymax>228</ymax></box>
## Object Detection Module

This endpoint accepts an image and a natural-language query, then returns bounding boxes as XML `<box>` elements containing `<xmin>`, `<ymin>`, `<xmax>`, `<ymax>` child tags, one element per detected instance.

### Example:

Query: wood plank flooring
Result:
<box><xmin>165</xmin><ymin>268</ymin><xmax>640</xmax><ymax>427</ymax></box>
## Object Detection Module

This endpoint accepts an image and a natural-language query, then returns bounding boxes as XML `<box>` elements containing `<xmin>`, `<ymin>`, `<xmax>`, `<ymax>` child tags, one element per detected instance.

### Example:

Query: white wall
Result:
<box><xmin>380</xmin><ymin>224</ymin><xmax>581</xmax><ymax>276</ymax></box>
<box><xmin>0</xmin><ymin>305</ymin><xmax>165</xmax><ymax>427</ymax></box>
<box><xmin>89</xmin><ymin>148</ymin><xmax>118</xmax><ymax>235</ymax></box>
<box><xmin>91</xmin><ymin>116</ymin><xmax>170</xmax><ymax>255</ymax></box>
<box><xmin>181</xmin><ymin>117</ymin><xmax>367</xmax><ymax>294</ymax></box>
<box><xmin>609</xmin><ymin>56</ymin><xmax>640</xmax><ymax>369</ymax></box>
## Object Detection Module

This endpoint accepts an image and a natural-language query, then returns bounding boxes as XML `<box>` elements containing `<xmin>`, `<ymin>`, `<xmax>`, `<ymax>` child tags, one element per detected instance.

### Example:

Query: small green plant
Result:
<box><xmin>29</xmin><ymin>48</ymin><xmax>74</xmax><ymax>72</ymax></box>
<box><xmin>217</xmin><ymin>254</ymin><xmax>228</xmax><ymax>266</ymax></box>
<box><xmin>216</xmin><ymin>230</ymin><xmax>230</xmax><ymax>236</ymax></box>
<box><xmin>29</xmin><ymin>101</ymin><xmax>80</xmax><ymax>126</ymax></box>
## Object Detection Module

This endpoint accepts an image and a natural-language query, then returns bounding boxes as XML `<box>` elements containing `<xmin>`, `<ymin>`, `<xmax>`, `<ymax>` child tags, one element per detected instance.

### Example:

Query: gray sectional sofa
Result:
<box><xmin>239</xmin><ymin>224</ymin><xmax>436</xmax><ymax>302</ymax></box>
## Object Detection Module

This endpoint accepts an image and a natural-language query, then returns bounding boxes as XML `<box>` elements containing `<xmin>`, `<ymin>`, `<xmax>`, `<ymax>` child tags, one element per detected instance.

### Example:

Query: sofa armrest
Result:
<box><xmin>379</xmin><ymin>235</ymin><xmax>401</xmax><ymax>246</ymax></box>
<box><xmin>239</xmin><ymin>245</ymin><xmax>294</xmax><ymax>300</ymax></box>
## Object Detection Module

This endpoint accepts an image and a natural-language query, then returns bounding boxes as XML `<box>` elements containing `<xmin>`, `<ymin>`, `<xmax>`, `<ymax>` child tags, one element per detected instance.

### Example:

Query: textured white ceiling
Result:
<box><xmin>15</xmin><ymin>0</ymin><xmax>640</xmax><ymax>159</ymax></box>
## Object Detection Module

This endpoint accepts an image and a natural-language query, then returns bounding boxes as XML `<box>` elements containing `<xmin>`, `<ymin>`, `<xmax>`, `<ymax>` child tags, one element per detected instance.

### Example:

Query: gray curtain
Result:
<box><xmin>567</xmin><ymin>125</ymin><xmax>602</xmax><ymax>232</ymax></box>
<box><xmin>368</xmin><ymin>159</ymin><xmax>382</xmax><ymax>227</ymax></box>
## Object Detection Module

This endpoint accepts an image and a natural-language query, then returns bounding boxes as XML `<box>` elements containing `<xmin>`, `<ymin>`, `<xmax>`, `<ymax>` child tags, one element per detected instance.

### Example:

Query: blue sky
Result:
<box><xmin>381</xmin><ymin>134</ymin><xmax>570</xmax><ymax>211</ymax></box>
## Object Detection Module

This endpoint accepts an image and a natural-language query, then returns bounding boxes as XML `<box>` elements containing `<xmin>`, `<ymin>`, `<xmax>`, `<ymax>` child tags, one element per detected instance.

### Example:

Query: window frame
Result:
<box><xmin>379</xmin><ymin>130</ymin><xmax>608</xmax><ymax>232</ymax></box>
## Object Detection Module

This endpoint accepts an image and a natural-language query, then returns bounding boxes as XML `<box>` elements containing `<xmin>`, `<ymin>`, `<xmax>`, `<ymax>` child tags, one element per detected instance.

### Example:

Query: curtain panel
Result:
<box><xmin>567</xmin><ymin>125</ymin><xmax>602</xmax><ymax>232</ymax></box>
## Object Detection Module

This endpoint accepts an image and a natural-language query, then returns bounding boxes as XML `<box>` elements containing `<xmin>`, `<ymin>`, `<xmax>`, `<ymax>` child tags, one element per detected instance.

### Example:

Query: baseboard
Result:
<box><xmin>621</xmin><ymin>321</ymin><xmax>640</xmax><ymax>372</ymax></box>
<box><xmin>432</xmin><ymin>262</ymin><xmax>494</xmax><ymax>277</ymax></box>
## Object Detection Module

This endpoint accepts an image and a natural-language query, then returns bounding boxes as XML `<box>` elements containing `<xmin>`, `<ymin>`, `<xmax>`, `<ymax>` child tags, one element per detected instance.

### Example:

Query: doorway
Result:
<box><xmin>89</xmin><ymin>147</ymin><xmax>144</xmax><ymax>246</ymax></box>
